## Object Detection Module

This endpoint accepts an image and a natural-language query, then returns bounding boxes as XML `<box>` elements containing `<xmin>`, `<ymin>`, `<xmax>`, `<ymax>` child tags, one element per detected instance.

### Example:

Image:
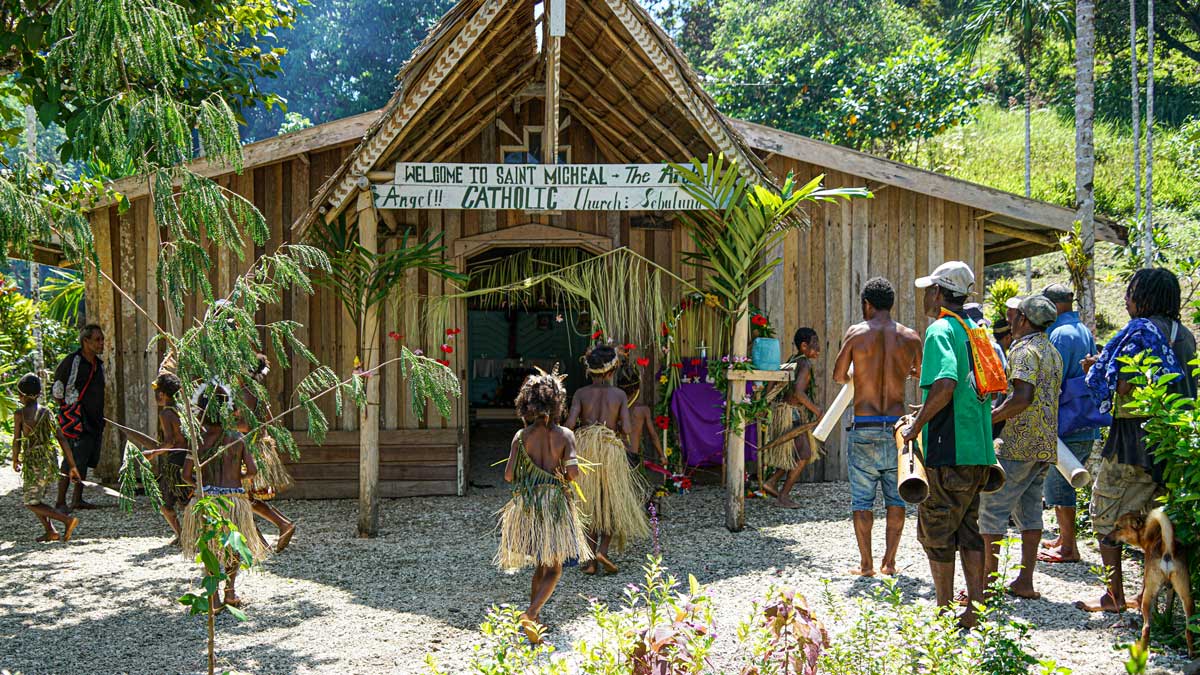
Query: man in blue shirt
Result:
<box><xmin>1039</xmin><ymin>283</ymin><xmax>1099</xmax><ymax>564</ymax></box>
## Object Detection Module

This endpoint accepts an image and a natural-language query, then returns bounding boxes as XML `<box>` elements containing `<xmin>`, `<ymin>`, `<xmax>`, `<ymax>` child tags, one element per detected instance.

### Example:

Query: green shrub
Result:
<box><xmin>986</xmin><ymin>277</ymin><xmax>1021</xmax><ymax>325</ymax></box>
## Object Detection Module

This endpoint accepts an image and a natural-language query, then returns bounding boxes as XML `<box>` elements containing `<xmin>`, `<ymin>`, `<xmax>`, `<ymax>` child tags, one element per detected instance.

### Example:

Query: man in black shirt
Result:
<box><xmin>52</xmin><ymin>324</ymin><xmax>106</xmax><ymax>512</ymax></box>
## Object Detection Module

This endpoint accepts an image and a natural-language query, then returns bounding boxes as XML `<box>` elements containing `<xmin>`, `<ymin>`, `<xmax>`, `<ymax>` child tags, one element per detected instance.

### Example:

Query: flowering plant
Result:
<box><xmin>749</xmin><ymin>308</ymin><xmax>774</xmax><ymax>339</ymax></box>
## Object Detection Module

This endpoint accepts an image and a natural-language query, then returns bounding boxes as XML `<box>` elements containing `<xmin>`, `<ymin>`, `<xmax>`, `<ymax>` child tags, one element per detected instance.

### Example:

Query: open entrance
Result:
<box><xmin>465</xmin><ymin>246</ymin><xmax>595</xmax><ymax>422</ymax></box>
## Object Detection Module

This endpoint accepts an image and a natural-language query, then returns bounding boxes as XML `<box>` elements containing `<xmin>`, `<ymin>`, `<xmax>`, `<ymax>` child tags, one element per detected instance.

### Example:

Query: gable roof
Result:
<box><xmin>297</xmin><ymin>0</ymin><xmax>772</xmax><ymax>233</ymax></box>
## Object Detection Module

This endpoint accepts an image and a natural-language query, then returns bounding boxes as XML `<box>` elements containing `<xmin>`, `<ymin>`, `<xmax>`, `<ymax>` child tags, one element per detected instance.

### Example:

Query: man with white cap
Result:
<box><xmin>978</xmin><ymin>295</ymin><xmax>1062</xmax><ymax>600</ymax></box>
<box><xmin>899</xmin><ymin>261</ymin><xmax>996</xmax><ymax>629</ymax></box>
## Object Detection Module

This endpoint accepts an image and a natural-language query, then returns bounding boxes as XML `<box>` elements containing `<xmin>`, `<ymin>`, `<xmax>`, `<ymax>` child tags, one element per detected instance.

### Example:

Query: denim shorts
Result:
<box><xmin>977</xmin><ymin>457</ymin><xmax>1051</xmax><ymax>535</ymax></box>
<box><xmin>847</xmin><ymin>427</ymin><xmax>904</xmax><ymax>512</ymax></box>
<box><xmin>1043</xmin><ymin>440</ymin><xmax>1093</xmax><ymax>508</ymax></box>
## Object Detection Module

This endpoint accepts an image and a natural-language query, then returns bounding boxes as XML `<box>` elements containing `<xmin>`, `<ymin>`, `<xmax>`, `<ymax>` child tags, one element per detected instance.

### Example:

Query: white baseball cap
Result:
<box><xmin>915</xmin><ymin>261</ymin><xmax>975</xmax><ymax>296</ymax></box>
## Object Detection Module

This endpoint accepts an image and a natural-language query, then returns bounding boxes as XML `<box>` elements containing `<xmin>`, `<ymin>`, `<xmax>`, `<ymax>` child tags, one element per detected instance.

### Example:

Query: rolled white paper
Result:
<box><xmin>814</xmin><ymin>379</ymin><xmax>854</xmax><ymax>442</ymax></box>
<box><xmin>1056</xmin><ymin>437</ymin><xmax>1091</xmax><ymax>489</ymax></box>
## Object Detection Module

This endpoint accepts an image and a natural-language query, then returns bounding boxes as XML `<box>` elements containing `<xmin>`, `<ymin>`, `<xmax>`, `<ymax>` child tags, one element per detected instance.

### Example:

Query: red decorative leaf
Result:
<box><xmin>439</xmin><ymin>344</ymin><xmax>454</xmax><ymax>354</ymax></box>
<box><xmin>591</xmin><ymin>330</ymin><xmax>603</xmax><ymax>340</ymax></box>
<box><xmin>636</xmin><ymin>357</ymin><xmax>650</xmax><ymax>367</ymax></box>
<box><xmin>623</xmin><ymin>343</ymin><xmax>637</xmax><ymax>352</ymax></box>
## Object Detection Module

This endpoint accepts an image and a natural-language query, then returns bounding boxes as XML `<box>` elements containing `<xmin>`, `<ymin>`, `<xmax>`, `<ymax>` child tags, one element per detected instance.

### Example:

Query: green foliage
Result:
<box><xmin>399</xmin><ymin>346</ymin><xmax>460</xmax><ymax>422</ymax></box>
<box><xmin>672</xmin><ymin>155</ymin><xmax>867</xmax><ymax>316</ymax></box>
<box><xmin>1</xmin><ymin>0</ymin><xmax>303</xmax><ymax>153</ymax></box>
<box><xmin>1058</xmin><ymin>223</ymin><xmax>1091</xmax><ymax>303</ymax></box>
<box><xmin>736</xmin><ymin>587</ymin><xmax>827</xmax><ymax>675</ymax></box>
<box><xmin>177</xmin><ymin>495</ymin><xmax>257</xmax><ymax>622</ymax></box>
<box><xmin>1119</xmin><ymin>214</ymin><xmax>1200</xmax><ymax>323</ymax></box>
<box><xmin>118</xmin><ymin>441</ymin><xmax>163</xmax><ymax>513</ymax></box>
<box><xmin>40</xmin><ymin>269</ymin><xmax>84</xmax><ymax>325</ymax></box>
<box><xmin>953</xmin><ymin>0</ymin><xmax>1074</xmax><ymax>65</ymax></box>
<box><xmin>240</xmin><ymin>0</ymin><xmax>455</xmax><ymax>140</ymax></box>
<box><xmin>986</xmin><ymin>276</ymin><xmax>1021</xmax><ymax>326</ymax></box>
<box><xmin>683</xmin><ymin>1</ymin><xmax>985</xmax><ymax>157</ymax></box>
<box><xmin>278</xmin><ymin>112</ymin><xmax>313</xmax><ymax>135</ymax></box>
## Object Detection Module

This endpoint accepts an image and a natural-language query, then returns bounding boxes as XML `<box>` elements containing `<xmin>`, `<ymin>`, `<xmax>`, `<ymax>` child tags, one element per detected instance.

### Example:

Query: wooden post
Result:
<box><xmin>724</xmin><ymin>301</ymin><xmax>749</xmax><ymax>531</ymax></box>
<box><xmin>357</xmin><ymin>190</ymin><xmax>382</xmax><ymax>538</ymax></box>
<box><xmin>542</xmin><ymin>0</ymin><xmax>562</xmax><ymax>164</ymax></box>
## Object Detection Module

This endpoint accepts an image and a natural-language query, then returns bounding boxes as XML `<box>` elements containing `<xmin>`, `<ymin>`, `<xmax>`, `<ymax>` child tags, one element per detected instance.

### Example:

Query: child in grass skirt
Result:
<box><xmin>495</xmin><ymin>367</ymin><xmax>590</xmax><ymax>644</ymax></box>
<box><xmin>12</xmin><ymin>374</ymin><xmax>81</xmax><ymax>542</ymax></box>
<box><xmin>181</xmin><ymin>386</ymin><xmax>271</xmax><ymax>611</ymax></box>
<box><xmin>566</xmin><ymin>345</ymin><xmax>650</xmax><ymax>574</ymax></box>
<box><xmin>239</xmin><ymin>354</ymin><xmax>296</xmax><ymax>552</ymax></box>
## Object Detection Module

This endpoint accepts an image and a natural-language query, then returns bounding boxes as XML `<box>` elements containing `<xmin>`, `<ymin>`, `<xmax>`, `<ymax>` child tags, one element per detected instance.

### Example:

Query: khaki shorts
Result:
<box><xmin>22</xmin><ymin>479</ymin><xmax>52</xmax><ymax>506</ymax></box>
<box><xmin>918</xmin><ymin>465</ymin><xmax>990</xmax><ymax>563</ymax></box>
<box><xmin>1090</xmin><ymin>455</ymin><xmax>1163</xmax><ymax>538</ymax></box>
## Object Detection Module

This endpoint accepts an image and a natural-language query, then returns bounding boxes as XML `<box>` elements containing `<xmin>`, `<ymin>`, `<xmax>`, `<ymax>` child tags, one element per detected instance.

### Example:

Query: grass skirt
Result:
<box><xmin>243</xmin><ymin>434</ymin><xmax>294</xmax><ymax>501</ymax></box>
<box><xmin>760</xmin><ymin>403</ymin><xmax>821</xmax><ymax>470</ymax></box>
<box><xmin>494</xmin><ymin>485</ymin><xmax>592</xmax><ymax>571</ymax></box>
<box><xmin>575</xmin><ymin>425</ymin><xmax>650</xmax><ymax>550</ymax></box>
<box><xmin>181</xmin><ymin>491</ymin><xmax>272</xmax><ymax>568</ymax></box>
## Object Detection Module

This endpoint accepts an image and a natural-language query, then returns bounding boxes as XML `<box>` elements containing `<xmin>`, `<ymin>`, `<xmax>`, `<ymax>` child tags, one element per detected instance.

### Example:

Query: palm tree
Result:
<box><xmin>1075</xmin><ymin>0</ymin><xmax>1097</xmax><ymax>330</ymax></box>
<box><xmin>956</xmin><ymin>0</ymin><xmax>1075</xmax><ymax>289</ymax></box>
<box><xmin>1145</xmin><ymin>0</ymin><xmax>1155</xmax><ymax>265</ymax></box>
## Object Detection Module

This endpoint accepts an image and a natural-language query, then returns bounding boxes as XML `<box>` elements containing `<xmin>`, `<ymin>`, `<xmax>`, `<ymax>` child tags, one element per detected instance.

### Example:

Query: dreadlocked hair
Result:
<box><xmin>515</xmin><ymin>370</ymin><xmax>567</xmax><ymax>424</ymax></box>
<box><xmin>1128</xmin><ymin>268</ymin><xmax>1182</xmax><ymax>321</ymax></box>
<box><xmin>585</xmin><ymin>344</ymin><xmax>620</xmax><ymax>376</ymax></box>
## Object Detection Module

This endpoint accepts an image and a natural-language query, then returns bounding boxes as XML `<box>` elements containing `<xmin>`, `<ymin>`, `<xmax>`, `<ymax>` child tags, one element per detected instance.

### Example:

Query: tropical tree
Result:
<box><xmin>309</xmin><ymin>216</ymin><xmax>465</xmax><ymax>537</ymax></box>
<box><xmin>1076</xmin><ymin>0</ymin><xmax>1097</xmax><ymax>330</ymax></box>
<box><xmin>955</xmin><ymin>0</ymin><xmax>1074</xmax><ymax>289</ymax></box>
<box><xmin>672</xmin><ymin>154</ymin><xmax>867</xmax><ymax>531</ymax></box>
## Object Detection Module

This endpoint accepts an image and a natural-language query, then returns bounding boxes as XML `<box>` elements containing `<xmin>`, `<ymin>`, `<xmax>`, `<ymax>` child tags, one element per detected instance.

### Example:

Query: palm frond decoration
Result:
<box><xmin>671</xmin><ymin>154</ymin><xmax>870</xmax><ymax>318</ymax></box>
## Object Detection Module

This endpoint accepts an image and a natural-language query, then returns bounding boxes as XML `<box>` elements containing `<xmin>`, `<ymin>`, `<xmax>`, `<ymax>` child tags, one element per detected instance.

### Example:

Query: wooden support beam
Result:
<box><xmin>982</xmin><ymin>221</ymin><xmax>1060</xmax><ymax>247</ymax></box>
<box><xmin>724</xmin><ymin>302</ymin><xmax>750</xmax><ymax>532</ymax></box>
<box><xmin>543</xmin><ymin>0</ymin><xmax>561</xmax><ymax>165</ymax></box>
<box><xmin>412</xmin><ymin>61</ymin><xmax>539</xmax><ymax>163</ymax></box>
<box><xmin>726</xmin><ymin>369</ymin><xmax>791</xmax><ymax>382</ymax></box>
<box><xmin>357</xmin><ymin>191</ymin><xmax>382</xmax><ymax>538</ymax></box>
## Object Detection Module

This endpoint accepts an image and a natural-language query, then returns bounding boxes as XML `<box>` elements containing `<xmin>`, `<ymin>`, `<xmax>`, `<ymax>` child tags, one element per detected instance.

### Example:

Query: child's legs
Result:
<box><xmin>160</xmin><ymin>505</ymin><xmax>181</xmax><ymax>535</ymax></box>
<box><xmin>528</xmin><ymin>563</ymin><xmax>563</xmax><ymax>620</ymax></box>
<box><xmin>251</xmin><ymin>499</ymin><xmax>292</xmax><ymax>532</ymax></box>
<box><xmin>26</xmin><ymin>504</ymin><xmax>56</xmax><ymax>534</ymax></box>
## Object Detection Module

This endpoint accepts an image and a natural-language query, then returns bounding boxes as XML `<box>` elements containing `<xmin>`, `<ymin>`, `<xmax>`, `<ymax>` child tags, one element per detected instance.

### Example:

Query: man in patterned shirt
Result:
<box><xmin>978</xmin><ymin>295</ymin><xmax>1062</xmax><ymax>599</ymax></box>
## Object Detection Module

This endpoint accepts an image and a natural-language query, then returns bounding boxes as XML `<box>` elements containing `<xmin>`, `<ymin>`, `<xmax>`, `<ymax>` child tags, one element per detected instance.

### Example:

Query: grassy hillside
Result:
<box><xmin>925</xmin><ymin>105</ymin><xmax>1200</xmax><ymax>341</ymax></box>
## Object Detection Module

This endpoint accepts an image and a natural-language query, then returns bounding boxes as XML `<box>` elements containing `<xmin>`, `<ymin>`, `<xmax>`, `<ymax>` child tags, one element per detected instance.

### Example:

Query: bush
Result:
<box><xmin>427</xmin><ymin>555</ymin><xmax>1059</xmax><ymax>675</ymax></box>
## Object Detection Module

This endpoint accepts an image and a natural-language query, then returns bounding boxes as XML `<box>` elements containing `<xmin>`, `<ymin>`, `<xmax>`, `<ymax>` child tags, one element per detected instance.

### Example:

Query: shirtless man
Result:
<box><xmin>833</xmin><ymin>277</ymin><xmax>922</xmax><ymax>577</ymax></box>
<box><xmin>566</xmin><ymin>345</ymin><xmax>649</xmax><ymax>574</ymax></box>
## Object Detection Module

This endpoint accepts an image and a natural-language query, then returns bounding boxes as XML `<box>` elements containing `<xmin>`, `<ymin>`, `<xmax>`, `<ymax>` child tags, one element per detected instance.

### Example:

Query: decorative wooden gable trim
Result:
<box><xmin>600</xmin><ymin>0</ymin><xmax>761</xmax><ymax>181</ymax></box>
<box><xmin>453</xmin><ymin>223</ymin><xmax>615</xmax><ymax>260</ymax></box>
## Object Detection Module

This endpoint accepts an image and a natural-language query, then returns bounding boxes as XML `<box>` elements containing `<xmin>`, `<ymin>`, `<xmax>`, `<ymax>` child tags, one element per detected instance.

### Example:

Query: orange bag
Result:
<box><xmin>940</xmin><ymin>309</ymin><xmax>1008</xmax><ymax>398</ymax></box>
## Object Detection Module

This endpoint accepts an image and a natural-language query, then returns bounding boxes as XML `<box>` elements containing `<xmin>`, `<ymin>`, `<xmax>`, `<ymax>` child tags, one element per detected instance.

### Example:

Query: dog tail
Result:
<box><xmin>1149</xmin><ymin>507</ymin><xmax>1177</xmax><ymax>574</ymax></box>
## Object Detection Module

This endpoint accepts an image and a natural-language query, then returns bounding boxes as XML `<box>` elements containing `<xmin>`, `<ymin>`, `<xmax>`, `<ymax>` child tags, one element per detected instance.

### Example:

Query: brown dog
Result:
<box><xmin>1110</xmin><ymin>508</ymin><xmax>1194</xmax><ymax>657</ymax></box>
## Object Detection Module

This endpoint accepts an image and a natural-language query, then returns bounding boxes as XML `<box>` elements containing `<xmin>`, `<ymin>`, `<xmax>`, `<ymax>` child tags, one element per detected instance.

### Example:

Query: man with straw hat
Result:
<box><xmin>899</xmin><ymin>261</ymin><xmax>996</xmax><ymax>629</ymax></box>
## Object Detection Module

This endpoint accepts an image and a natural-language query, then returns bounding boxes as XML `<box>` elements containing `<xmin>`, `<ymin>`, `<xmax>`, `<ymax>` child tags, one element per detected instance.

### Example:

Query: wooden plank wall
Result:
<box><xmin>85</xmin><ymin>102</ymin><xmax>990</xmax><ymax>493</ymax></box>
<box><xmin>761</xmin><ymin>155</ymin><xmax>986</xmax><ymax>482</ymax></box>
<box><xmin>83</xmin><ymin>143</ymin><xmax>462</xmax><ymax>498</ymax></box>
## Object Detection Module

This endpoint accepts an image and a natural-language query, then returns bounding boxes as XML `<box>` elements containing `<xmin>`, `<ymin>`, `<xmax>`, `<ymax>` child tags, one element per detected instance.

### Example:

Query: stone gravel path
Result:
<box><xmin>0</xmin><ymin>433</ymin><xmax>1191</xmax><ymax>674</ymax></box>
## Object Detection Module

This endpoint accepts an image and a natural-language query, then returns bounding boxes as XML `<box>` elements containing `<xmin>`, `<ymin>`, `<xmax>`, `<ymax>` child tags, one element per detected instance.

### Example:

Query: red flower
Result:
<box><xmin>636</xmin><ymin>357</ymin><xmax>650</xmax><ymax>367</ymax></box>
<box><xmin>623</xmin><ymin>343</ymin><xmax>637</xmax><ymax>352</ymax></box>
<box><xmin>435</xmin><ymin>359</ymin><xmax>450</xmax><ymax>367</ymax></box>
<box><xmin>388</xmin><ymin>331</ymin><xmax>403</xmax><ymax>341</ymax></box>
<box><xmin>654</xmin><ymin>415</ymin><xmax>670</xmax><ymax>430</ymax></box>
<box><xmin>660</xmin><ymin>323</ymin><xmax>670</xmax><ymax>337</ymax></box>
<box><xmin>690</xmin><ymin>358</ymin><xmax>701</xmax><ymax>366</ymax></box>
<box><xmin>751</xmin><ymin>314</ymin><xmax>768</xmax><ymax>327</ymax></box>
<box><xmin>446</xmin><ymin>328</ymin><xmax>462</xmax><ymax>336</ymax></box>
<box><xmin>591</xmin><ymin>330</ymin><xmax>603</xmax><ymax>340</ymax></box>
<box><xmin>670</xmin><ymin>363</ymin><xmax>683</xmax><ymax>369</ymax></box>
<box><xmin>439</xmin><ymin>344</ymin><xmax>453</xmax><ymax>354</ymax></box>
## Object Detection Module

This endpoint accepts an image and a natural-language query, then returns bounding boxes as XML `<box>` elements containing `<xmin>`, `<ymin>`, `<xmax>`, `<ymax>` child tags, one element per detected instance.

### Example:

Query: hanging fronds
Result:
<box><xmin>118</xmin><ymin>441</ymin><xmax>163</xmax><ymax>514</ymax></box>
<box><xmin>672</xmin><ymin>154</ymin><xmax>869</xmax><ymax>317</ymax></box>
<box><xmin>399</xmin><ymin>346</ymin><xmax>461</xmax><ymax>421</ymax></box>
<box><xmin>467</xmin><ymin>247</ymin><xmax>593</xmax><ymax>308</ymax></box>
<box><xmin>1059</xmin><ymin>222</ymin><xmax>1090</xmax><ymax>302</ymax></box>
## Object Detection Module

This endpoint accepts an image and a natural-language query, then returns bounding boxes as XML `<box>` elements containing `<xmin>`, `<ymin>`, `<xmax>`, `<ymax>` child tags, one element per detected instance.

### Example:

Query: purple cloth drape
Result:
<box><xmin>669</xmin><ymin>382</ymin><xmax>758</xmax><ymax>468</ymax></box>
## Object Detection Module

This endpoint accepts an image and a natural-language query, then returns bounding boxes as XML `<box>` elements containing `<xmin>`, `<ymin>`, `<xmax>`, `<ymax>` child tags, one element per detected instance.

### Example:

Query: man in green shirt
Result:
<box><xmin>979</xmin><ymin>295</ymin><xmax>1062</xmax><ymax>601</ymax></box>
<box><xmin>899</xmin><ymin>260</ymin><xmax>996</xmax><ymax>629</ymax></box>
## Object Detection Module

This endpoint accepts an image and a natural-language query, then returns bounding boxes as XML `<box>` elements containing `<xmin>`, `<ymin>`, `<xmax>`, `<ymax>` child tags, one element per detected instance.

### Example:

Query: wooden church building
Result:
<box><xmin>85</xmin><ymin>0</ymin><xmax>1122</xmax><ymax>498</ymax></box>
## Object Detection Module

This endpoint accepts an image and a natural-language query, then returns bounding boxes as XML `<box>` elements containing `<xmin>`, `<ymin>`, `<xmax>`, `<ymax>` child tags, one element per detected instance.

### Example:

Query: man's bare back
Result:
<box><xmin>566</xmin><ymin>384</ymin><xmax>632</xmax><ymax>436</ymax></box>
<box><xmin>834</xmin><ymin>317</ymin><xmax>922</xmax><ymax>417</ymax></box>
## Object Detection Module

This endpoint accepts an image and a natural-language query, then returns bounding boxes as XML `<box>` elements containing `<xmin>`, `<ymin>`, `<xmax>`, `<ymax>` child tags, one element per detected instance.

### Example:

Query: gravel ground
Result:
<box><xmin>0</xmin><ymin>428</ymin><xmax>1192</xmax><ymax>675</ymax></box>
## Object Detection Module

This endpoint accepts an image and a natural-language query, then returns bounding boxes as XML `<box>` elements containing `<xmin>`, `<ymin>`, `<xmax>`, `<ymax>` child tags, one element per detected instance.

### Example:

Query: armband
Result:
<box><xmin>564</xmin><ymin>458</ymin><xmax>579</xmax><ymax>467</ymax></box>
